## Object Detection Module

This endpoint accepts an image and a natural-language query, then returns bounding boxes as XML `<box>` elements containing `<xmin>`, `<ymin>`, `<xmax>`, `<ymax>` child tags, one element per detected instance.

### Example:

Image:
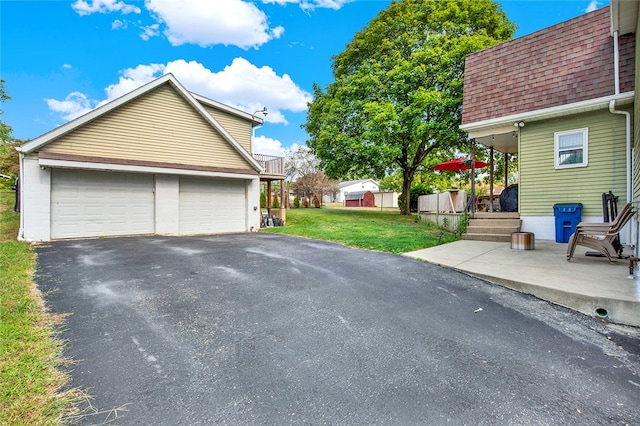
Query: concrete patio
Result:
<box><xmin>404</xmin><ymin>239</ymin><xmax>640</xmax><ymax>327</ymax></box>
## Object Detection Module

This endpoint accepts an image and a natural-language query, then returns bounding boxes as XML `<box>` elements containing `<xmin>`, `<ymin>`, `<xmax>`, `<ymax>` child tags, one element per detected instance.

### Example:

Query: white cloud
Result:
<box><xmin>62</xmin><ymin>64</ymin><xmax>73</xmax><ymax>69</ymax></box>
<box><xmin>262</xmin><ymin>0</ymin><xmax>352</xmax><ymax>10</ymax></box>
<box><xmin>103</xmin><ymin>63</ymin><xmax>165</xmax><ymax>100</ymax></box>
<box><xmin>45</xmin><ymin>92</ymin><xmax>97</xmax><ymax>121</ymax></box>
<box><xmin>585</xmin><ymin>0</ymin><xmax>601</xmax><ymax>13</ymax></box>
<box><xmin>144</xmin><ymin>0</ymin><xmax>284</xmax><ymax>49</ymax></box>
<box><xmin>140</xmin><ymin>23</ymin><xmax>160</xmax><ymax>41</ymax></box>
<box><xmin>72</xmin><ymin>0</ymin><xmax>141</xmax><ymax>15</ymax></box>
<box><xmin>253</xmin><ymin>136</ymin><xmax>301</xmax><ymax>158</ymax></box>
<box><xmin>111</xmin><ymin>19</ymin><xmax>127</xmax><ymax>30</ymax></box>
<box><xmin>253</xmin><ymin>135</ymin><xmax>291</xmax><ymax>157</ymax></box>
<box><xmin>163</xmin><ymin>58</ymin><xmax>312</xmax><ymax>120</ymax></box>
<box><xmin>45</xmin><ymin>58</ymin><xmax>312</xmax><ymax>126</ymax></box>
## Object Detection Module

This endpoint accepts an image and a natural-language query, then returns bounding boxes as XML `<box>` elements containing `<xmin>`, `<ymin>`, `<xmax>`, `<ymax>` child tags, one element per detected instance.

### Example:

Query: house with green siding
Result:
<box><xmin>460</xmin><ymin>3</ymin><xmax>637</xmax><ymax>246</ymax></box>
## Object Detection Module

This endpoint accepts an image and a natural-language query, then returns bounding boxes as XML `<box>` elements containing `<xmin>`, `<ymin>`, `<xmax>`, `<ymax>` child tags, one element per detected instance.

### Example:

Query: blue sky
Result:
<box><xmin>1</xmin><ymin>0</ymin><xmax>607</xmax><ymax>156</ymax></box>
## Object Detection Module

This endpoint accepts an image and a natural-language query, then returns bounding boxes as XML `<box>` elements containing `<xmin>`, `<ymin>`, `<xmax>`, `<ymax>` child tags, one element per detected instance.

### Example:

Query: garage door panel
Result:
<box><xmin>179</xmin><ymin>177</ymin><xmax>246</xmax><ymax>235</ymax></box>
<box><xmin>51</xmin><ymin>170</ymin><xmax>154</xmax><ymax>239</ymax></box>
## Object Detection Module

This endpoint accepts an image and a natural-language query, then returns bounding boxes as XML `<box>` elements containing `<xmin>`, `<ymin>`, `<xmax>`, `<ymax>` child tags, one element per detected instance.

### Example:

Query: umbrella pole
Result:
<box><xmin>470</xmin><ymin>139</ymin><xmax>476</xmax><ymax>218</ymax></box>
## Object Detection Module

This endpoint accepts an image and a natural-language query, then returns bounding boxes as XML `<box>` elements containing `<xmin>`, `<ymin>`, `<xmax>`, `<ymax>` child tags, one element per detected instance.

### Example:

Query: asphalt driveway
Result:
<box><xmin>36</xmin><ymin>234</ymin><xmax>640</xmax><ymax>425</ymax></box>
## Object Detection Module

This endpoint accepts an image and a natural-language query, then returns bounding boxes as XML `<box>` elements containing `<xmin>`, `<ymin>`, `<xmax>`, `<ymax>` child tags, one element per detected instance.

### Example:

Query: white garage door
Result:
<box><xmin>179</xmin><ymin>177</ymin><xmax>246</xmax><ymax>235</ymax></box>
<box><xmin>51</xmin><ymin>169</ymin><xmax>154</xmax><ymax>239</ymax></box>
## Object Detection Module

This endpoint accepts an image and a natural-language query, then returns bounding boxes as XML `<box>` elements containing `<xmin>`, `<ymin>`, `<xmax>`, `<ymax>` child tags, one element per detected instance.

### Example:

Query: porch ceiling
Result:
<box><xmin>467</xmin><ymin>125</ymin><xmax>518</xmax><ymax>154</ymax></box>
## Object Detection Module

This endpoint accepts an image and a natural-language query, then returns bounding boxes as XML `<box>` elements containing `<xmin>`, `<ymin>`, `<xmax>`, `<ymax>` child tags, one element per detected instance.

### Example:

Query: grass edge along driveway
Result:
<box><xmin>0</xmin><ymin>190</ymin><xmax>84</xmax><ymax>425</ymax></box>
<box><xmin>261</xmin><ymin>205</ymin><xmax>459</xmax><ymax>253</ymax></box>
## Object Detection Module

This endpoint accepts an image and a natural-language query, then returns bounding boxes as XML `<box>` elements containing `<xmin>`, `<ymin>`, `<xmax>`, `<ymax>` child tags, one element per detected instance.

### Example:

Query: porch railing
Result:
<box><xmin>254</xmin><ymin>153</ymin><xmax>285</xmax><ymax>177</ymax></box>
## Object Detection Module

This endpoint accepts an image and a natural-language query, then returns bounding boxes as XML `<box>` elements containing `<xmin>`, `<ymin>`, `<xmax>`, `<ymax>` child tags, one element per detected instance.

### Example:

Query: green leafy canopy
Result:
<box><xmin>304</xmin><ymin>0</ymin><xmax>515</xmax><ymax>214</ymax></box>
<box><xmin>0</xmin><ymin>80</ymin><xmax>20</xmax><ymax>187</ymax></box>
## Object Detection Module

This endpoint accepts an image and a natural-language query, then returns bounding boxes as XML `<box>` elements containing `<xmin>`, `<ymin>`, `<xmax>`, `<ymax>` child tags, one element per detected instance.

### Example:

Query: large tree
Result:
<box><xmin>304</xmin><ymin>0</ymin><xmax>515</xmax><ymax>214</ymax></box>
<box><xmin>0</xmin><ymin>80</ymin><xmax>19</xmax><ymax>188</ymax></box>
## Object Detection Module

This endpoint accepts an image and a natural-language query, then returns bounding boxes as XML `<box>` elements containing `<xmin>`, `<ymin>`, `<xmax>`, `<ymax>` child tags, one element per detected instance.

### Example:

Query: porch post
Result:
<box><xmin>267</xmin><ymin>181</ymin><xmax>272</xmax><ymax>211</ymax></box>
<box><xmin>489</xmin><ymin>146</ymin><xmax>494</xmax><ymax>213</ymax></box>
<box><xmin>280</xmin><ymin>179</ymin><xmax>289</xmax><ymax>209</ymax></box>
<box><xmin>470</xmin><ymin>139</ymin><xmax>476</xmax><ymax>218</ymax></box>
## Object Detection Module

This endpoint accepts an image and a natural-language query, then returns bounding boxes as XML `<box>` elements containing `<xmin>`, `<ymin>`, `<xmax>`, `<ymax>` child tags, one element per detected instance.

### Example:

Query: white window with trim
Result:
<box><xmin>554</xmin><ymin>128</ymin><xmax>588</xmax><ymax>169</ymax></box>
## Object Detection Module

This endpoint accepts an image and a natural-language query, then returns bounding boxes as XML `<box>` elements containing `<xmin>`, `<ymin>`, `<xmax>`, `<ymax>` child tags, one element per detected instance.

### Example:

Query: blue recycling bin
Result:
<box><xmin>553</xmin><ymin>203</ymin><xmax>583</xmax><ymax>243</ymax></box>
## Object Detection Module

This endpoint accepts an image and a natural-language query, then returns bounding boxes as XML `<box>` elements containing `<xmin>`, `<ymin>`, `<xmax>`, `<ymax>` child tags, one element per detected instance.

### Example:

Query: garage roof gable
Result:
<box><xmin>18</xmin><ymin>74</ymin><xmax>263</xmax><ymax>173</ymax></box>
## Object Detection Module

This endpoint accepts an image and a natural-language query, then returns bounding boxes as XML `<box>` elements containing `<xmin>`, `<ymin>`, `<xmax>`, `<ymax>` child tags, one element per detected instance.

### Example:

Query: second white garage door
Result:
<box><xmin>179</xmin><ymin>177</ymin><xmax>247</xmax><ymax>235</ymax></box>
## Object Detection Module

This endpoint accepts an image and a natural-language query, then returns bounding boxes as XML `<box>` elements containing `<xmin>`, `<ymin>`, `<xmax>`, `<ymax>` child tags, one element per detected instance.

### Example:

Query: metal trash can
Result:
<box><xmin>553</xmin><ymin>203</ymin><xmax>583</xmax><ymax>243</ymax></box>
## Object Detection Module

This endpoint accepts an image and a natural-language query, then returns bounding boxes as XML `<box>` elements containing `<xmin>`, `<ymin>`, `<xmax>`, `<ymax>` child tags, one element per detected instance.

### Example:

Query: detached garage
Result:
<box><xmin>17</xmin><ymin>74</ymin><xmax>263</xmax><ymax>241</ymax></box>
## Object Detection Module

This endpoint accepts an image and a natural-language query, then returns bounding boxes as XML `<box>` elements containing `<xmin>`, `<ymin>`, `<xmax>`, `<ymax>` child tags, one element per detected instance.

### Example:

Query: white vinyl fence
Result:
<box><xmin>418</xmin><ymin>190</ymin><xmax>467</xmax><ymax>233</ymax></box>
<box><xmin>418</xmin><ymin>212</ymin><xmax>467</xmax><ymax>233</ymax></box>
<box><xmin>418</xmin><ymin>190</ymin><xmax>466</xmax><ymax>213</ymax></box>
<box><xmin>373</xmin><ymin>191</ymin><xmax>399</xmax><ymax>208</ymax></box>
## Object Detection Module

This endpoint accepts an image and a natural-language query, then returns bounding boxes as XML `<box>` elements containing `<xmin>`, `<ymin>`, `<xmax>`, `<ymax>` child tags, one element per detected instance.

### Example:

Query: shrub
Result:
<box><xmin>409</xmin><ymin>183</ymin><xmax>433</xmax><ymax>212</ymax></box>
<box><xmin>272</xmin><ymin>194</ymin><xmax>280</xmax><ymax>209</ymax></box>
<box><xmin>260</xmin><ymin>192</ymin><xmax>267</xmax><ymax>209</ymax></box>
<box><xmin>303</xmin><ymin>197</ymin><xmax>309</xmax><ymax>208</ymax></box>
<box><xmin>457</xmin><ymin>213</ymin><xmax>469</xmax><ymax>235</ymax></box>
<box><xmin>312</xmin><ymin>194</ymin><xmax>321</xmax><ymax>208</ymax></box>
<box><xmin>293</xmin><ymin>196</ymin><xmax>300</xmax><ymax>208</ymax></box>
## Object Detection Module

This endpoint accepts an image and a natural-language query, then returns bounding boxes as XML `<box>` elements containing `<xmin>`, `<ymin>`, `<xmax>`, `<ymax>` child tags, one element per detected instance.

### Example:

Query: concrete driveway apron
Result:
<box><xmin>35</xmin><ymin>234</ymin><xmax>640</xmax><ymax>425</ymax></box>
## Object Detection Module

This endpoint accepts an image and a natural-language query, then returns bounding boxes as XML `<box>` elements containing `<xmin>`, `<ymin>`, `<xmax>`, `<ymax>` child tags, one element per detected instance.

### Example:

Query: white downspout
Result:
<box><xmin>609</xmin><ymin>100</ymin><xmax>632</xmax><ymax>204</ymax></box>
<box><xmin>16</xmin><ymin>150</ymin><xmax>25</xmax><ymax>241</ymax></box>
<box><xmin>609</xmin><ymin>30</ymin><xmax>634</xmax><ymax>247</ymax></box>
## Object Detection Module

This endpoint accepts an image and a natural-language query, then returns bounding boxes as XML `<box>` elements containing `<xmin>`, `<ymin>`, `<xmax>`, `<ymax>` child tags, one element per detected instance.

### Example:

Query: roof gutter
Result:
<box><xmin>460</xmin><ymin>91</ymin><xmax>634</xmax><ymax>136</ymax></box>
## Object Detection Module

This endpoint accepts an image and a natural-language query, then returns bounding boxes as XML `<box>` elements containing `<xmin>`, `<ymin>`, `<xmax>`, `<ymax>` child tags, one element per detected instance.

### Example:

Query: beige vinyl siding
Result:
<box><xmin>42</xmin><ymin>84</ymin><xmax>252</xmax><ymax>170</ymax></box>
<box><xmin>520</xmin><ymin>108</ymin><xmax>630</xmax><ymax>217</ymax></box>
<box><xmin>203</xmin><ymin>106</ymin><xmax>253</xmax><ymax>153</ymax></box>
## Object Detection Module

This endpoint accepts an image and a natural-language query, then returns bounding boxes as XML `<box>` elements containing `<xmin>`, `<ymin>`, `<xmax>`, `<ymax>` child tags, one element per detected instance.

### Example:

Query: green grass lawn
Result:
<box><xmin>261</xmin><ymin>204</ymin><xmax>459</xmax><ymax>253</ymax></box>
<box><xmin>0</xmin><ymin>190</ymin><xmax>83</xmax><ymax>425</ymax></box>
<box><xmin>0</xmin><ymin>190</ymin><xmax>19</xmax><ymax>241</ymax></box>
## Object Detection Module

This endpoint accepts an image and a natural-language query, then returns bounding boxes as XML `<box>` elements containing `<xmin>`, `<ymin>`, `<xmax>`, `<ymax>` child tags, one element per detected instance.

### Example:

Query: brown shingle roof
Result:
<box><xmin>461</xmin><ymin>7</ymin><xmax>635</xmax><ymax>125</ymax></box>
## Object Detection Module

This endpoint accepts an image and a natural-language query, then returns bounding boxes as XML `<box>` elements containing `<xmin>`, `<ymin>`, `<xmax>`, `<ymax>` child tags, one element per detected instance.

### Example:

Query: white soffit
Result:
<box><xmin>473</xmin><ymin>131</ymin><xmax>519</xmax><ymax>154</ymax></box>
<box><xmin>611</xmin><ymin>0</ymin><xmax>639</xmax><ymax>35</ymax></box>
<box><xmin>466</xmin><ymin>125</ymin><xmax>515</xmax><ymax>139</ymax></box>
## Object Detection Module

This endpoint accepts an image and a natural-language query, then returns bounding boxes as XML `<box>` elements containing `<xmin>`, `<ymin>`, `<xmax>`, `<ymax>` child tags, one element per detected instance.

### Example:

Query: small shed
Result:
<box><xmin>345</xmin><ymin>191</ymin><xmax>375</xmax><ymax>207</ymax></box>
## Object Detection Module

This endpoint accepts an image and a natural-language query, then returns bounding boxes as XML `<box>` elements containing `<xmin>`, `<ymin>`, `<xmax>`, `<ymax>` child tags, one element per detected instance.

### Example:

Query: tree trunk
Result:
<box><xmin>399</xmin><ymin>169</ymin><xmax>415</xmax><ymax>216</ymax></box>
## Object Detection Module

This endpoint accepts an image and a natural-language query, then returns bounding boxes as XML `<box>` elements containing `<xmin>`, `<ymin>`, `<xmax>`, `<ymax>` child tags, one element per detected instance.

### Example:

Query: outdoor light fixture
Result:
<box><xmin>254</xmin><ymin>107</ymin><xmax>268</xmax><ymax>117</ymax></box>
<box><xmin>513</xmin><ymin>121</ymin><xmax>525</xmax><ymax>128</ymax></box>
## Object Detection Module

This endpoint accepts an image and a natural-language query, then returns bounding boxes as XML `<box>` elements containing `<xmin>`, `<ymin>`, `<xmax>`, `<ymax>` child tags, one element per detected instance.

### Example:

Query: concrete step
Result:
<box><xmin>466</xmin><ymin>225</ymin><xmax>521</xmax><ymax>234</ymax></box>
<box><xmin>461</xmin><ymin>233</ymin><xmax>513</xmax><ymax>243</ymax></box>
<box><xmin>473</xmin><ymin>212</ymin><xmax>520</xmax><ymax>219</ymax></box>
<box><xmin>468</xmin><ymin>219</ymin><xmax>521</xmax><ymax>227</ymax></box>
<box><xmin>463</xmin><ymin>212</ymin><xmax>521</xmax><ymax>241</ymax></box>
